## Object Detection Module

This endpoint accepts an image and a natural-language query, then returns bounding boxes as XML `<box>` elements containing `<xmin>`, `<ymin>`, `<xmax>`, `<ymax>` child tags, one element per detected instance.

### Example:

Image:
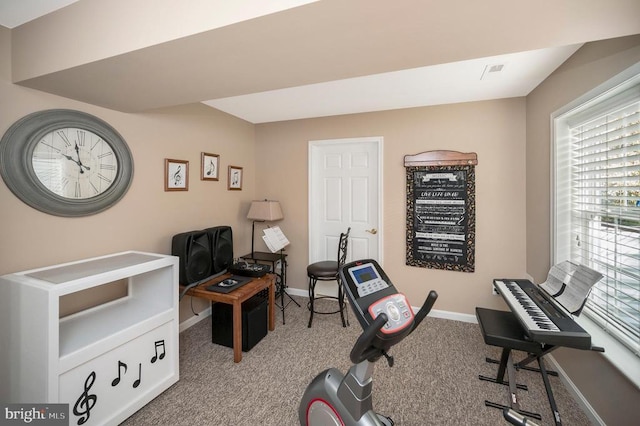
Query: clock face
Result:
<box><xmin>0</xmin><ymin>110</ymin><xmax>134</xmax><ymax>217</ymax></box>
<box><xmin>32</xmin><ymin>127</ymin><xmax>119</xmax><ymax>200</ymax></box>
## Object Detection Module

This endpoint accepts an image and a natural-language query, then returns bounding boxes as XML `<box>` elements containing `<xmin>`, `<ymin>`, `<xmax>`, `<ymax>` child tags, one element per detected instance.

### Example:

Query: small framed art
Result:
<box><xmin>165</xmin><ymin>159</ymin><xmax>189</xmax><ymax>191</ymax></box>
<box><xmin>201</xmin><ymin>152</ymin><xmax>220</xmax><ymax>181</ymax></box>
<box><xmin>228</xmin><ymin>165</ymin><xmax>243</xmax><ymax>190</ymax></box>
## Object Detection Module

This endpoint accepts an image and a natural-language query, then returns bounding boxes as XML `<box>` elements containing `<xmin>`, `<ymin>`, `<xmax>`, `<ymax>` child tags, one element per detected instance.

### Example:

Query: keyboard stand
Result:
<box><xmin>476</xmin><ymin>307</ymin><xmax>559</xmax><ymax>425</ymax></box>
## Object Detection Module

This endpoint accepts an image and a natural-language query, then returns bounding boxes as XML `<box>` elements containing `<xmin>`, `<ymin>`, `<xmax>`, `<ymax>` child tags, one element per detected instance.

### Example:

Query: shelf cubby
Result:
<box><xmin>0</xmin><ymin>251</ymin><xmax>179</xmax><ymax>426</ymax></box>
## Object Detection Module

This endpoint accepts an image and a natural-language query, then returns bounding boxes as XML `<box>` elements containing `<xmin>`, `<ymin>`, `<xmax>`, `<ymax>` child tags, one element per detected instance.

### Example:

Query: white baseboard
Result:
<box><xmin>428</xmin><ymin>308</ymin><xmax>477</xmax><ymax>323</ymax></box>
<box><xmin>287</xmin><ymin>287</ymin><xmax>308</xmax><ymax>298</ymax></box>
<box><xmin>178</xmin><ymin>306</ymin><xmax>211</xmax><ymax>333</ymax></box>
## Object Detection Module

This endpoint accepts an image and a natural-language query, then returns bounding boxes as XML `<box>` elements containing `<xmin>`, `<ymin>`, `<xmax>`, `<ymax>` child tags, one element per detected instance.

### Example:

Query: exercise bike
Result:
<box><xmin>299</xmin><ymin>259</ymin><xmax>438</xmax><ymax>425</ymax></box>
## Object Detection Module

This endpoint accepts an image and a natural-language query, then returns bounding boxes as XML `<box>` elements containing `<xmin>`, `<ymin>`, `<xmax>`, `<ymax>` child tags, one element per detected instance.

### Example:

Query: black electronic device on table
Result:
<box><xmin>229</xmin><ymin>262</ymin><xmax>270</xmax><ymax>277</ymax></box>
<box><xmin>206</xmin><ymin>275</ymin><xmax>252</xmax><ymax>293</ymax></box>
<box><xmin>299</xmin><ymin>259</ymin><xmax>438</xmax><ymax>425</ymax></box>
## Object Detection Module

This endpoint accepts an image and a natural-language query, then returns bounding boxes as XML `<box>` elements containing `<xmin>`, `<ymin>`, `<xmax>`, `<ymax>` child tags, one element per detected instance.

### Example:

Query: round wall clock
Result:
<box><xmin>0</xmin><ymin>109</ymin><xmax>134</xmax><ymax>217</ymax></box>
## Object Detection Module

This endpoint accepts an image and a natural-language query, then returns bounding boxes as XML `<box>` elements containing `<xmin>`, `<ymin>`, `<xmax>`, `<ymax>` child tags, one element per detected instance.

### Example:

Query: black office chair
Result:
<box><xmin>307</xmin><ymin>227</ymin><xmax>350</xmax><ymax>328</ymax></box>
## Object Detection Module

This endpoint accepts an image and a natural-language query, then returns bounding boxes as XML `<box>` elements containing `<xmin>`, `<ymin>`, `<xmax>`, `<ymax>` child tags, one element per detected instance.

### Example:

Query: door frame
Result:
<box><xmin>308</xmin><ymin>136</ymin><xmax>384</xmax><ymax>264</ymax></box>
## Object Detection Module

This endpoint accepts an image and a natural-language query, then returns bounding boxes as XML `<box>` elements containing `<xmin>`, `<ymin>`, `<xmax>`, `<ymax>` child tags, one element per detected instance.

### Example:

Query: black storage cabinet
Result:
<box><xmin>211</xmin><ymin>294</ymin><xmax>268</xmax><ymax>351</ymax></box>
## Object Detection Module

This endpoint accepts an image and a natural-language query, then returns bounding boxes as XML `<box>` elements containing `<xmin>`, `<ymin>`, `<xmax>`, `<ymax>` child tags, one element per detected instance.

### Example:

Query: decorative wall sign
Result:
<box><xmin>404</xmin><ymin>151</ymin><xmax>477</xmax><ymax>273</ymax></box>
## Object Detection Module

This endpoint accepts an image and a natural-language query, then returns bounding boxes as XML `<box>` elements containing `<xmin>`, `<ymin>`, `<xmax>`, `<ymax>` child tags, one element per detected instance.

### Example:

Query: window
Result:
<box><xmin>553</xmin><ymin>70</ymin><xmax>640</xmax><ymax>358</ymax></box>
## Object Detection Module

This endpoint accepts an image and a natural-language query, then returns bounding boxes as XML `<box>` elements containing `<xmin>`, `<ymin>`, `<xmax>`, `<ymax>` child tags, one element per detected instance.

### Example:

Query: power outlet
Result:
<box><xmin>492</xmin><ymin>286</ymin><xmax>499</xmax><ymax>296</ymax></box>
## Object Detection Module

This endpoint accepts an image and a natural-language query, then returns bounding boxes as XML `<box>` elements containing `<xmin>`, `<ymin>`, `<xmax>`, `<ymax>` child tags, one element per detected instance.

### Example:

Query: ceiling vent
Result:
<box><xmin>480</xmin><ymin>64</ymin><xmax>506</xmax><ymax>80</ymax></box>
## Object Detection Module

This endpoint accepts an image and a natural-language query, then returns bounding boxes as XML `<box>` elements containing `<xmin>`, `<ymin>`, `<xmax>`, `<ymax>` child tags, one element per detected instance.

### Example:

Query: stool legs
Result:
<box><xmin>307</xmin><ymin>276</ymin><xmax>347</xmax><ymax>328</ymax></box>
<box><xmin>307</xmin><ymin>276</ymin><xmax>316</xmax><ymax>328</ymax></box>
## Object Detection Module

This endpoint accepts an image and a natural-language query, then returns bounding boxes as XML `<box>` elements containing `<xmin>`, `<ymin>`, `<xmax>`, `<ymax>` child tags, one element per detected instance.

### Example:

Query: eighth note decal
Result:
<box><xmin>111</xmin><ymin>360</ymin><xmax>127</xmax><ymax>387</ymax></box>
<box><xmin>151</xmin><ymin>339</ymin><xmax>166</xmax><ymax>363</ymax></box>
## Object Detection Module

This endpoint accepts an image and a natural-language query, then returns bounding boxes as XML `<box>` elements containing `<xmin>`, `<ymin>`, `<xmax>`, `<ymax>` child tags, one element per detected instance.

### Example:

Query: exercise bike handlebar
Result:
<box><xmin>349</xmin><ymin>290</ymin><xmax>439</xmax><ymax>364</ymax></box>
<box><xmin>411</xmin><ymin>290</ymin><xmax>439</xmax><ymax>333</ymax></box>
<box><xmin>350</xmin><ymin>314</ymin><xmax>389</xmax><ymax>364</ymax></box>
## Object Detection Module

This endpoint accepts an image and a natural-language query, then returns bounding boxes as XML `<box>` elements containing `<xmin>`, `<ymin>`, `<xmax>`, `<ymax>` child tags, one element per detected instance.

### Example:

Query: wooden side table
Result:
<box><xmin>183</xmin><ymin>273</ymin><xmax>275</xmax><ymax>362</ymax></box>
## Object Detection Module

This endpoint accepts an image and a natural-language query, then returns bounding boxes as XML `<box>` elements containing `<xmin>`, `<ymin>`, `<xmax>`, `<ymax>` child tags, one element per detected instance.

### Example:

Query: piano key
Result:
<box><xmin>493</xmin><ymin>279</ymin><xmax>591</xmax><ymax>349</ymax></box>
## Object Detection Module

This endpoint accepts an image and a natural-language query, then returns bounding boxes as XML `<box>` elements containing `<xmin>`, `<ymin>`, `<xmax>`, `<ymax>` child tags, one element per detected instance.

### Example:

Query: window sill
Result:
<box><xmin>575</xmin><ymin>314</ymin><xmax>640</xmax><ymax>389</ymax></box>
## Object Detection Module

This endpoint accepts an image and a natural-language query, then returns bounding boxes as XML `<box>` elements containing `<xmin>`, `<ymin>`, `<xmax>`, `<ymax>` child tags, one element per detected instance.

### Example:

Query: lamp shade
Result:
<box><xmin>247</xmin><ymin>200</ymin><xmax>284</xmax><ymax>221</ymax></box>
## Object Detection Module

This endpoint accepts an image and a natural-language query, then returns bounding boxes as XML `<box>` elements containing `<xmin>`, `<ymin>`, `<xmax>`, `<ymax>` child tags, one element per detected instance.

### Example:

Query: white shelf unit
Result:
<box><xmin>0</xmin><ymin>251</ymin><xmax>179</xmax><ymax>426</ymax></box>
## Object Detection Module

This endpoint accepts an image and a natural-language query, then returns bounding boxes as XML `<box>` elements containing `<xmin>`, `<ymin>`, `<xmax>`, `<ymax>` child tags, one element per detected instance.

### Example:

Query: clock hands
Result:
<box><xmin>60</xmin><ymin>146</ymin><xmax>91</xmax><ymax>173</ymax></box>
<box><xmin>61</xmin><ymin>153</ymin><xmax>89</xmax><ymax>172</ymax></box>
<box><xmin>60</xmin><ymin>152</ymin><xmax>81</xmax><ymax>166</ymax></box>
<box><xmin>74</xmin><ymin>143</ymin><xmax>90</xmax><ymax>173</ymax></box>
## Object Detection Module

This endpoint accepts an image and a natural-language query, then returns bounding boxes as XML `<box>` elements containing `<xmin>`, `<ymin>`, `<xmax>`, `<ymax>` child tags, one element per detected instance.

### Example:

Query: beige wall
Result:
<box><xmin>0</xmin><ymin>27</ymin><xmax>257</xmax><ymax>322</ymax></box>
<box><xmin>3</xmin><ymin>18</ymin><xmax>639</xmax><ymax>423</ymax></box>
<box><xmin>525</xmin><ymin>35</ymin><xmax>640</xmax><ymax>425</ymax></box>
<box><xmin>526</xmin><ymin>34</ymin><xmax>640</xmax><ymax>282</ymax></box>
<box><xmin>255</xmin><ymin>99</ymin><xmax>526</xmax><ymax>316</ymax></box>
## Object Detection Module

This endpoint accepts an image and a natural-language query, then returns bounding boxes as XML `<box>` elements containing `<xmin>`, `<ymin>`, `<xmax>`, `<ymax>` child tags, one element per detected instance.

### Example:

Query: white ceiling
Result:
<box><xmin>0</xmin><ymin>1</ymin><xmax>603</xmax><ymax>123</ymax></box>
<box><xmin>203</xmin><ymin>45</ymin><xmax>581</xmax><ymax>123</ymax></box>
<box><xmin>0</xmin><ymin>0</ymin><xmax>79</xmax><ymax>28</ymax></box>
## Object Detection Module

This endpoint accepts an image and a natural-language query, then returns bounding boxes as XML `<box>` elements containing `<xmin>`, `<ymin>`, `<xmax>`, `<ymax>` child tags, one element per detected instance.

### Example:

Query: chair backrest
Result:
<box><xmin>335</xmin><ymin>228</ymin><xmax>351</xmax><ymax>290</ymax></box>
<box><xmin>337</xmin><ymin>227</ymin><xmax>351</xmax><ymax>267</ymax></box>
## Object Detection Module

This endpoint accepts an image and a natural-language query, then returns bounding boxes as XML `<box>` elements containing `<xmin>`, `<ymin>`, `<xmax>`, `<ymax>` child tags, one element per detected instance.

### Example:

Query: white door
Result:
<box><xmin>308</xmin><ymin>137</ymin><xmax>382</xmax><ymax>288</ymax></box>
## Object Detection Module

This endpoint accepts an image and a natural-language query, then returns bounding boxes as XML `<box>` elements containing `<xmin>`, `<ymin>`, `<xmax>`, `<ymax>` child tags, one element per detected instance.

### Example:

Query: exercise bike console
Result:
<box><xmin>342</xmin><ymin>260</ymin><xmax>418</xmax><ymax>352</ymax></box>
<box><xmin>299</xmin><ymin>259</ymin><xmax>438</xmax><ymax>425</ymax></box>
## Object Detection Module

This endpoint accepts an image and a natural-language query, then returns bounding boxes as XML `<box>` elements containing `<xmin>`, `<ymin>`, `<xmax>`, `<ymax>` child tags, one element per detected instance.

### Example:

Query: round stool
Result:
<box><xmin>307</xmin><ymin>228</ymin><xmax>350</xmax><ymax>328</ymax></box>
<box><xmin>307</xmin><ymin>260</ymin><xmax>347</xmax><ymax>327</ymax></box>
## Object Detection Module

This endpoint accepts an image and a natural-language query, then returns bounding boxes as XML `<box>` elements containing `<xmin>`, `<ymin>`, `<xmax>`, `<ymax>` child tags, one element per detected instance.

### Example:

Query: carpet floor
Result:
<box><xmin>122</xmin><ymin>297</ymin><xmax>592</xmax><ymax>425</ymax></box>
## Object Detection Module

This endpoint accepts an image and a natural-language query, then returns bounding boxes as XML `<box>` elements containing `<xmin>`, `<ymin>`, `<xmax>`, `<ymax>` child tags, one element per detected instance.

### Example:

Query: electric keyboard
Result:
<box><xmin>493</xmin><ymin>279</ymin><xmax>591</xmax><ymax>350</ymax></box>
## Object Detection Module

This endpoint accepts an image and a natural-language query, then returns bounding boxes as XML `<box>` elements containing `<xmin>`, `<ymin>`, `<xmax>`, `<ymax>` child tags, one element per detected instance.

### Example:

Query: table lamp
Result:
<box><xmin>247</xmin><ymin>200</ymin><xmax>284</xmax><ymax>256</ymax></box>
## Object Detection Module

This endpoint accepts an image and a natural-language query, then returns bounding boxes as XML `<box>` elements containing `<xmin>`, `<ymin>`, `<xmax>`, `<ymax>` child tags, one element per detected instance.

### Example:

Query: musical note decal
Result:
<box><xmin>73</xmin><ymin>371</ymin><xmax>97</xmax><ymax>425</ymax></box>
<box><xmin>133</xmin><ymin>363</ymin><xmax>142</xmax><ymax>388</ymax></box>
<box><xmin>173</xmin><ymin>166</ymin><xmax>182</xmax><ymax>186</ymax></box>
<box><xmin>111</xmin><ymin>360</ymin><xmax>128</xmax><ymax>387</ymax></box>
<box><xmin>150</xmin><ymin>340</ymin><xmax>166</xmax><ymax>363</ymax></box>
<box><xmin>207</xmin><ymin>160</ymin><xmax>216</xmax><ymax>176</ymax></box>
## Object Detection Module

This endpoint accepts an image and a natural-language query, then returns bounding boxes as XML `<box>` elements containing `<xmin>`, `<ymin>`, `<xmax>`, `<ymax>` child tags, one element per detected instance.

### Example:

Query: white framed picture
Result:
<box><xmin>165</xmin><ymin>159</ymin><xmax>189</xmax><ymax>191</ymax></box>
<box><xmin>228</xmin><ymin>165</ymin><xmax>243</xmax><ymax>190</ymax></box>
<box><xmin>201</xmin><ymin>152</ymin><xmax>219</xmax><ymax>181</ymax></box>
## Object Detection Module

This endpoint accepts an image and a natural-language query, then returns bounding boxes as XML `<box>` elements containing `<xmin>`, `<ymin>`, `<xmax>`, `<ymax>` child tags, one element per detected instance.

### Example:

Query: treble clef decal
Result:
<box><xmin>73</xmin><ymin>371</ymin><xmax>97</xmax><ymax>425</ymax></box>
<box><xmin>173</xmin><ymin>165</ymin><xmax>182</xmax><ymax>186</ymax></box>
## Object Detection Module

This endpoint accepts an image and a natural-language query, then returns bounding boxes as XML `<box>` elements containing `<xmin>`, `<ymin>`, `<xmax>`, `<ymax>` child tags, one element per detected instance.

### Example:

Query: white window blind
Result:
<box><xmin>554</xmin><ymin>75</ymin><xmax>640</xmax><ymax>356</ymax></box>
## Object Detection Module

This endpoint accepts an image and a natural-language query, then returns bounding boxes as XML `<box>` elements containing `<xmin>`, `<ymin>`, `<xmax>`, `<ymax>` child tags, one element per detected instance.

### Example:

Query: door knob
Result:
<box><xmin>366</xmin><ymin>228</ymin><xmax>378</xmax><ymax>235</ymax></box>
